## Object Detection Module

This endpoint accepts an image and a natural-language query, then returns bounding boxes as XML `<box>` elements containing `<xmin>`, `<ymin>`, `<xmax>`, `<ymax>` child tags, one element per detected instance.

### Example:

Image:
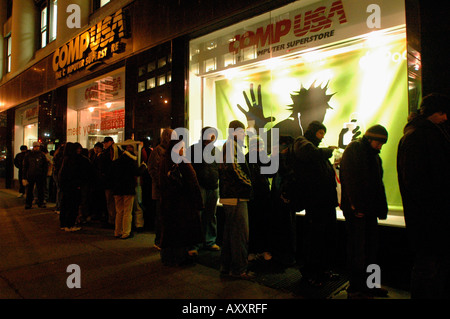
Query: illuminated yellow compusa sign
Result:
<box><xmin>53</xmin><ymin>8</ymin><xmax>128</xmax><ymax>79</ymax></box>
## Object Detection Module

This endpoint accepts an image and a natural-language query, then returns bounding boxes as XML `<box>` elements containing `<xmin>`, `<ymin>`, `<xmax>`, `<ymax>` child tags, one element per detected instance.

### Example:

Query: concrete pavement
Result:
<box><xmin>0</xmin><ymin>188</ymin><xmax>300</xmax><ymax>301</ymax></box>
<box><xmin>0</xmin><ymin>188</ymin><xmax>410</xmax><ymax>307</ymax></box>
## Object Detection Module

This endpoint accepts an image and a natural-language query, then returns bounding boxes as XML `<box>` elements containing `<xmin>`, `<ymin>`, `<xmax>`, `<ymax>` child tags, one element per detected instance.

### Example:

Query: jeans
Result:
<box><xmin>53</xmin><ymin>173</ymin><xmax>62</xmax><ymax>211</ymax></box>
<box><xmin>193</xmin><ymin>187</ymin><xmax>219</xmax><ymax>250</ymax></box>
<box><xmin>114</xmin><ymin>195</ymin><xmax>135</xmax><ymax>237</ymax></box>
<box><xmin>60</xmin><ymin>188</ymin><xmax>81</xmax><ymax>228</ymax></box>
<box><xmin>220</xmin><ymin>201</ymin><xmax>249</xmax><ymax>275</ymax></box>
<box><xmin>302</xmin><ymin>206</ymin><xmax>337</xmax><ymax>278</ymax></box>
<box><xmin>104</xmin><ymin>189</ymin><xmax>116</xmax><ymax>225</ymax></box>
<box><xmin>25</xmin><ymin>177</ymin><xmax>45</xmax><ymax>207</ymax></box>
<box><xmin>345</xmin><ymin>214</ymin><xmax>379</xmax><ymax>292</ymax></box>
<box><xmin>411</xmin><ymin>249</ymin><xmax>450</xmax><ymax>299</ymax></box>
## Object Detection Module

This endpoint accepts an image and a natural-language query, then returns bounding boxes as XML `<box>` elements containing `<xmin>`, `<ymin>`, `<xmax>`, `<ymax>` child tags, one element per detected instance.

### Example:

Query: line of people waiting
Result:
<box><xmin>13</xmin><ymin>93</ymin><xmax>450</xmax><ymax>299</ymax></box>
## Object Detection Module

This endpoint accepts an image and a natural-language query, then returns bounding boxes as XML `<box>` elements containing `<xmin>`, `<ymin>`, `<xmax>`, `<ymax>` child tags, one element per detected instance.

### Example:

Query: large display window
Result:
<box><xmin>189</xmin><ymin>0</ymin><xmax>415</xmax><ymax>225</ymax></box>
<box><xmin>67</xmin><ymin>68</ymin><xmax>125</xmax><ymax>149</ymax></box>
<box><xmin>13</xmin><ymin>102</ymin><xmax>39</xmax><ymax>179</ymax></box>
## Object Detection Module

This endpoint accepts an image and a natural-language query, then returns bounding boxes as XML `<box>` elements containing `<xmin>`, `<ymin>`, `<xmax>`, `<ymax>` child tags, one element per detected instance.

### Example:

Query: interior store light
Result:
<box><xmin>89</xmin><ymin>107</ymin><xmax>95</xmax><ymax>112</ymax></box>
<box><xmin>106</xmin><ymin>102</ymin><xmax>112</xmax><ymax>108</ymax></box>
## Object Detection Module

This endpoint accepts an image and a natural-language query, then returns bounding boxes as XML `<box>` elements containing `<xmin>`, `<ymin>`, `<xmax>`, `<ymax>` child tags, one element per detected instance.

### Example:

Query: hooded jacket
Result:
<box><xmin>111</xmin><ymin>150</ymin><xmax>146</xmax><ymax>196</ymax></box>
<box><xmin>340</xmin><ymin>136</ymin><xmax>388</xmax><ymax>220</ymax></box>
<box><xmin>291</xmin><ymin>135</ymin><xmax>338</xmax><ymax>211</ymax></box>
<box><xmin>219</xmin><ymin>137</ymin><xmax>252</xmax><ymax>200</ymax></box>
<box><xmin>23</xmin><ymin>150</ymin><xmax>48</xmax><ymax>181</ymax></box>
<box><xmin>148</xmin><ymin>129</ymin><xmax>173</xmax><ymax>199</ymax></box>
<box><xmin>397</xmin><ymin>115</ymin><xmax>450</xmax><ymax>253</ymax></box>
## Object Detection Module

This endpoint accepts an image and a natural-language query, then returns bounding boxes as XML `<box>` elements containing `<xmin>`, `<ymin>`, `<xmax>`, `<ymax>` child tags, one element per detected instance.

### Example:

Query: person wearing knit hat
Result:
<box><xmin>397</xmin><ymin>92</ymin><xmax>450</xmax><ymax>299</ymax></box>
<box><xmin>364</xmin><ymin>125</ymin><xmax>388</xmax><ymax>143</ymax></box>
<box><xmin>339</xmin><ymin>123</ymin><xmax>389</xmax><ymax>298</ymax></box>
<box><xmin>290</xmin><ymin>121</ymin><xmax>340</xmax><ymax>286</ymax></box>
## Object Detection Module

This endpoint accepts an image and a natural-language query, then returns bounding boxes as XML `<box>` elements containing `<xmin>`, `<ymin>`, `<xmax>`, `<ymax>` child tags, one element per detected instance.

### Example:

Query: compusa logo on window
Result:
<box><xmin>228</xmin><ymin>0</ymin><xmax>347</xmax><ymax>54</ymax></box>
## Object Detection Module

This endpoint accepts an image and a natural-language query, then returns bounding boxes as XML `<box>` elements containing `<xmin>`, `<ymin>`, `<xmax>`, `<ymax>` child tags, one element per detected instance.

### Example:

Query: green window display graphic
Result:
<box><xmin>213</xmin><ymin>30</ymin><xmax>408</xmax><ymax>209</ymax></box>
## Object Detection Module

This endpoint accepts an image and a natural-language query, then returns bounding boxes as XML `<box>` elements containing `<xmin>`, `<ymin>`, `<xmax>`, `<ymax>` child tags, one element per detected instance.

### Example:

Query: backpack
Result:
<box><xmin>276</xmin><ymin>138</ymin><xmax>306</xmax><ymax>212</ymax></box>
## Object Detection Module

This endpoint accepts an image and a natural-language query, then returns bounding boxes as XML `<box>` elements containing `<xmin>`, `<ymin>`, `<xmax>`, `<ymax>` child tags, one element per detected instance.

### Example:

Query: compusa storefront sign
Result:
<box><xmin>52</xmin><ymin>8</ymin><xmax>128</xmax><ymax>79</ymax></box>
<box><xmin>228</xmin><ymin>0</ymin><xmax>347</xmax><ymax>54</ymax></box>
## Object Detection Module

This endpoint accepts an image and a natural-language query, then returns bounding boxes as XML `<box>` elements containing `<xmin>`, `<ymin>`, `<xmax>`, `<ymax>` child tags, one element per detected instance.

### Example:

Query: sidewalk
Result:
<box><xmin>0</xmin><ymin>188</ymin><xmax>410</xmax><ymax>302</ymax></box>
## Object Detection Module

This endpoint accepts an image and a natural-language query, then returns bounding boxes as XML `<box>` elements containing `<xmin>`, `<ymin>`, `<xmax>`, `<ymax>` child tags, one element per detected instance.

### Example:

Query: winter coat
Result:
<box><xmin>159</xmin><ymin>156</ymin><xmax>203</xmax><ymax>248</ymax></box>
<box><xmin>219</xmin><ymin>138</ymin><xmax>252</xmax><ymax>200</ymax></box>
<box><xmin>14</xmin><ymin>151</ymin><xmax>28</xmax><ymax>171</ymax></box>
<box><xmin>339</xmin><ymin>136</ymin><xmax>388</xmax><ymax>220</ymax></box>
<box><xmin>111</xmin><ymin>151</ymin><xmax>146</xmax><ymax>196</ymax></box>
<box><xmin>186</xmin><ymin>141</ymin><xmax>219</xmax><ymax>190</ymax></box>
<box><xmin>22</xmin><ymin>150</ymin><xmax>48</xmax><ymax>181</ymax></box>
<box><xmin>59</xmin><ymin>154</ymin><xmax>90</xmax><ymax>193</ymax></box>
<box><xmin>98</xmin><ymin>144</ymin><xmax>121</xmax><ymax>189</ymax></box>
<box><xmin>291</xmin><ymin>136</ymin><xmax>338</xmax><ymax>211</ymax></box>
<box><xmin>397</xmin><ymin>115</ymin><xmax>450</xmax><ymax>254</ymax></box>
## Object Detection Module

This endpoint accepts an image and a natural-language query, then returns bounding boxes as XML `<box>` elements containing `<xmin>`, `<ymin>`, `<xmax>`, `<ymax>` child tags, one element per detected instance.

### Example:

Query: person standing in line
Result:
<box><xmin>14</xmin><ymin>145</ymin><xmax>29</xmax><ymax>198</ymax></box>
<box><xmin>397</xmin><ymin>93</ymin><xmax>450</xmax><ymax>299</ymax></box>
<box><xmin>340</xmin><ymin>125</ymin><xmax>389</xmax><ymax>299</ymax></box>
<box><xmin>291</xmin><ymin>121</ymin><xmax>340</xmax><ymax>287</ymax></box>
<box><xmin>186</xmin><ymin>127</ymin><xmax>221</xmax><ymax>255</ymax></box>
<box><xmin>111</xmin><ymin>140</ymin><xmax>147</xmax><ymax>239</ymax></box>
<box><xmin>246</xmin><ymin>135</ymin><xmax>272</xmax><ymax>262</ymax></box>
<box><xmin>22</xmin><ymin>142</ymin><xmax>48</xmax><ymax>209</ymax></box>
<box><xmin>88</xmin><ymin>142</ymin><xmax>107</xmax><ymax>221</ymax></box>
<box><xmin>52</xmin><ymin>143</ymin><xmax>65</xmax><ymax>214</ymax></box>
<box><xmin>58</xmin><ymin>142</ymin><xmax>82</xmax><ymax>232</ymax></box>
<box><xmin>159</xmin><ymin>137</ymin><xmax>203</xmax><ymax>265</ymax></box>
<box><xmin>40</xmin><ymin>145</ymin><xmax>53</xmax><ymax>204</ymax></box>
<box><xmin>147</xmin><ymin>128</ymin><xmax>175</xmax><ymax>250</ymax></box>
<box><xmin>98</xmin><ymin>136</ymin><xmax>121</xmax><ymax>228</ymax></box>
<box><xmin>219</xmin><ymin>120</ymin><xmax>254</xmax><ymax>279</ymax></box>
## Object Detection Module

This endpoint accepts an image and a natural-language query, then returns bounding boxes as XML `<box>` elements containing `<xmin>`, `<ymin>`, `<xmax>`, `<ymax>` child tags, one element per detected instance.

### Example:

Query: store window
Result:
<box><xmin>189</xmin><ymin>0</ymin><xmax>415</xmax><ymax>222</ymax></box>
<box><xmin>67</xmin><ymin>68</ymin><xmax>125</xmax><ymax>149</ymax></box>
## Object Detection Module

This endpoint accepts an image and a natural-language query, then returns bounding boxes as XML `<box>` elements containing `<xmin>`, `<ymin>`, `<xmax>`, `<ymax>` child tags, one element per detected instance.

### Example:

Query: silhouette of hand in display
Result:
<box><xmin>338</xmin><ymin>125</ymin><xmax>361</xmax><ymax>149</ymax></box>
<box><xmin>237</xmin><ymin>83</ymin><xmax>275</xmax><ymax>131</ymax></box>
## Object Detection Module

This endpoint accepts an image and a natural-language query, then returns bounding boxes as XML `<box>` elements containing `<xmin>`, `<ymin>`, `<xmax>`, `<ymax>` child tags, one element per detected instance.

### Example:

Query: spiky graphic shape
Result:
<box><xmin>274</xmin><ymin>81</ymin><xmax>335</xmax><ymax>138</ymax></box>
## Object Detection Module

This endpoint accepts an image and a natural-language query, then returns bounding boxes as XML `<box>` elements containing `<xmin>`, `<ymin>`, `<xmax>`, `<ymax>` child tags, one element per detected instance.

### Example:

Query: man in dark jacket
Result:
<box><xmin>397</xmin><ymin>93</ymin><xmax>450</xmax><ymax>299</ymax></box>
<box><xmin>340</xmin><ymin>125</ymin><xmax>389</xmax><ymax>298</ymax></box>
<box><xmin>219</xmin><ymin>120</ymin><xmax>253</xmax><ymax>279</ymax></box>
<box><xmin>111</xmin><ymin>139</ymin><xmax>147</xmax><ymax>239</ymax></box>
<box><xmin>14</xmin><ymin>145</ymin><xmax>29</xmax><ymax>197</ymax></box>
<box><xmin>292</xmin><ymin>121</ymin><xmax>339</xmax><ymax>286</ymax></box>
<box><xmin>186</xmin><ymin>127</ymin><xmax>220</xmax><ymax>254</ymax></box>
<box><xmin>98</xmin><ymin>136</ymin><xmax>121</xmax><ymax>226</ymax></box>
<box><xmin>23</xmin><ymin>142</ymin><xmax>48</xmax><ymax>209</ymax></box>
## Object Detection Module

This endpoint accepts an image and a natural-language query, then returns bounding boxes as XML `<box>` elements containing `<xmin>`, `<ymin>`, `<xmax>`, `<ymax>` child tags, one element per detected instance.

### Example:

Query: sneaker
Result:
<box><xmin>17</xmin><ymin>193</ymin><xmax>24</xmax><ymax>198</ymax></box>
<box><xmin>65</xmin><ymin>227</ymin><xmax>81</xmax><ymax>232</ymax></box>
<box><xmin>207</xmin><ymin>244</ymin><xmax>221</xmax><ymax>251</ymax></box>
<box><xmin>188</xmin><ymin>249</ymin><xmax>198</xmax><ymax>257</ymax></box>
<box><xmin>120</xmin><ymin>233</ymin><xmax>133</xmax><ymax>239</ymax></box>
<box><xmin>348</xmin><ymin>291</ymin><xmax>373</xmax><ymax>299</ymax></box>
<box><xmin>230</xmin><ymin>271</ymin><xmax>255</xmax><ymax>280</ymax></box>
<box><xmin>366</xmin><ymin>287</ymin><xmax>389</xmax><ymax>297</ymax></box>
<box><xmin>55</xmin><ymin>210</ymin><xmax>60</xmax><ymax>215</ymax></box>
<box><xmin>262</xmin><ymin>252</ymin><xmax>272</xmax><ymax>261</ymax></box>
